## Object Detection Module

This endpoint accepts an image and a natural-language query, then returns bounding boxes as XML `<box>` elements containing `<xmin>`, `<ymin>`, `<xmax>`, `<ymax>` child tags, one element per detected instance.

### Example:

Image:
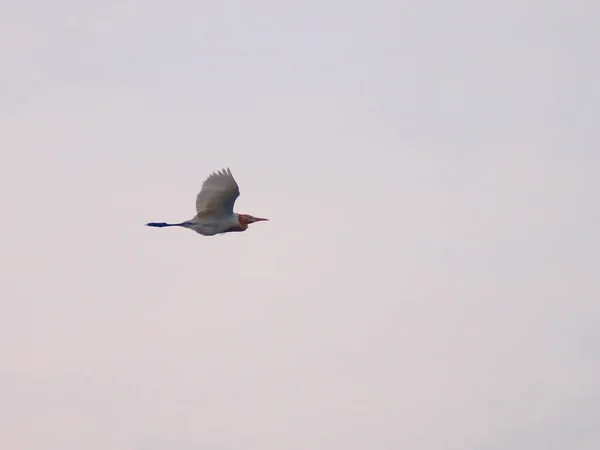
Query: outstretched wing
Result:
<box><xmin>195</xmin><ymin>168</ymin><xmax>240</xmax><ymax>217</ymax></box>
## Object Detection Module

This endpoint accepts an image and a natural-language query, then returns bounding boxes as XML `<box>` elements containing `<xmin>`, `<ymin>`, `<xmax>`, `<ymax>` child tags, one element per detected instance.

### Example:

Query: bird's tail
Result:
<box><xmin>146</xmin><ymin>222</ymin><xmax>184</xmax><ymax>228</ymax></box>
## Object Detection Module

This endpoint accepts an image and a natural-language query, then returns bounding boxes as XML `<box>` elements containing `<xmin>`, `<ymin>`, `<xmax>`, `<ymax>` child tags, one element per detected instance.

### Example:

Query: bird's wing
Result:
<box><xmin>195</xmin><ymin>168</ymin><xmax>240</xmax><ymax>217</ymax></box>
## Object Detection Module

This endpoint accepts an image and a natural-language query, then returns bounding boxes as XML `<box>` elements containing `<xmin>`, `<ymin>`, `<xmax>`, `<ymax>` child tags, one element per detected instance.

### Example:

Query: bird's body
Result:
<box><xmin>146</xmin><ymin>168</ymin><xmax>268</xmax><ymax>236</ymax></box>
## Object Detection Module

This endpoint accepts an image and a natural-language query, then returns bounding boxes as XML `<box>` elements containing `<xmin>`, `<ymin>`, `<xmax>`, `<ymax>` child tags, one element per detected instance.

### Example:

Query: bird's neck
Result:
<box><xmin>220</xmin><ymin>215</ymin><xmax>248</xmax><ymax>233</ymax></box>
<box><xmin>236</xmin><ymin>214</ymin><xmax>251</xmax><ymax>228</ymax></box>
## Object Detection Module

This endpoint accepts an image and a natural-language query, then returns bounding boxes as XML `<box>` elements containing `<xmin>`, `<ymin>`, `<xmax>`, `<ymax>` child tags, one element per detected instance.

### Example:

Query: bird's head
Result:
<box><xmin>237</xmin><ymin>214</ymin><xmax>269</xmax><ymax>227</ymax></box>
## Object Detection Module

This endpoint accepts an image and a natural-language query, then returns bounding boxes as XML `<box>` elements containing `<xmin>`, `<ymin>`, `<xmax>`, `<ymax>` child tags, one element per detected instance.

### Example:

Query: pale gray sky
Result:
<box><xmin>1</xmin><ymin>1</ymin><xmax>599</xmax><ymax>449</ymax></box>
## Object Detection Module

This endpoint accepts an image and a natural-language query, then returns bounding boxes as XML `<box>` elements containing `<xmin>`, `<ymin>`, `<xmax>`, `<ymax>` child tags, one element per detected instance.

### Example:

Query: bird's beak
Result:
<box><xmin>251</xmin><ymin>216</ymin><xmax>269</xmax><ymax>223</ymax></box>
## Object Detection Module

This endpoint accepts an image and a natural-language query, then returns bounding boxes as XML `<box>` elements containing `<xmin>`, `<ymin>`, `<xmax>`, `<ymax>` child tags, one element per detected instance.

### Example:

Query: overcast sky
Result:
<box><xmin>1</xmin><ymin>1</ymin><xmax>599</xmax><ymax>449</ymax></box>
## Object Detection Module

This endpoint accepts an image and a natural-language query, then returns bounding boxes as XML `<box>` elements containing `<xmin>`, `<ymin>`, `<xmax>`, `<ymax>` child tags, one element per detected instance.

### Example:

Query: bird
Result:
<box><xmin>146</xmin><ymin>168</ymin><xmax>268</xmax><ymax>236</ymax></box>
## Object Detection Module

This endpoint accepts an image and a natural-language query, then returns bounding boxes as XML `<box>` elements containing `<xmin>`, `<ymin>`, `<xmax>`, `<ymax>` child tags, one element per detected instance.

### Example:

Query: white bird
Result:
<box><xmin>146</xmin><ymin>168</ymin><xmax>268</xmax><ymax>236</ymax></box>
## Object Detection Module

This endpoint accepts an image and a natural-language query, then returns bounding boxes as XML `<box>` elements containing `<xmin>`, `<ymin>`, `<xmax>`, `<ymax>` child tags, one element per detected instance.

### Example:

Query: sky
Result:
<box><xmin>1</xmin><ymin>1</ymin><xmax>599</xmax><ymax>449</ymax></box>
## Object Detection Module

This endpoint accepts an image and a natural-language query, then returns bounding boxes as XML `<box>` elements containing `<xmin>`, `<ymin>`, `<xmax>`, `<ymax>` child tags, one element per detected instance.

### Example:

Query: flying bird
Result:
<box><xmin>146</xmin><ymin>168</ymin><xmax>268</xmax><ymax>236</ymax></box>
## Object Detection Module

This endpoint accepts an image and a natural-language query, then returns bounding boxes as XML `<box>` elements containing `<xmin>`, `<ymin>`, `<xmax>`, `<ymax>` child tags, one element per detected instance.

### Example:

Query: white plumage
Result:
<box><xmin>195</xmin><ymin>168</ymin><xmax>240</xmax><ymax>218</ymax></box>
<box><xmin>146</xmin><ymin>167</ymin><xmax>268</xmax><ymax>236</ymax></box>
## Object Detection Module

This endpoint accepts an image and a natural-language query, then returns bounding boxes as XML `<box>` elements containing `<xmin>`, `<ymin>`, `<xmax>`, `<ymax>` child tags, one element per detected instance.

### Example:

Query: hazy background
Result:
<box><xmin>1</xmin><ymin>1</ymin><xmax>599</xmax><ymax>449</ymax></box>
